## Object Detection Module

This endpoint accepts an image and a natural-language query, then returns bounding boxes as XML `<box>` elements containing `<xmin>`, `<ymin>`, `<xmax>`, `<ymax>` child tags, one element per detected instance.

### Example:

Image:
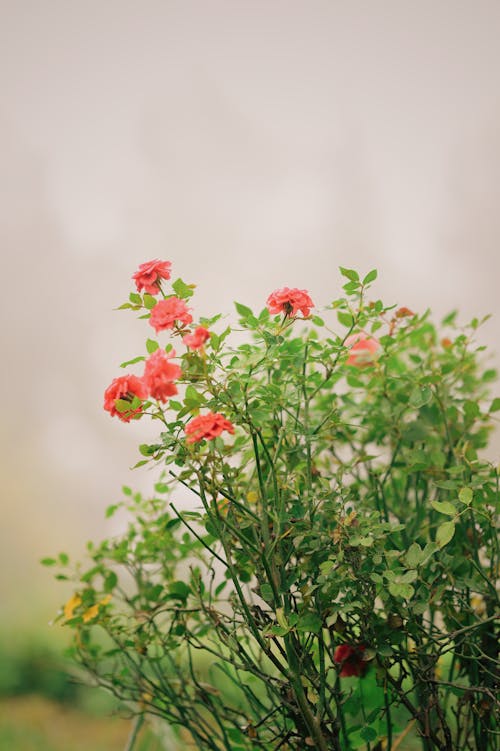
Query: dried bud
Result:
<box><xmin>395</xmin><ymin>306</ymin><xmax>415</xmax><ymax>318</ymax></box>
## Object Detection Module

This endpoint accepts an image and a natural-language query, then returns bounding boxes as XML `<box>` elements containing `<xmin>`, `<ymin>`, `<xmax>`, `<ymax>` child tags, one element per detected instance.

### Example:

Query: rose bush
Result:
<box><xmin>47</xmin><ymin>262</ymin><xmax>499</xmax><ymax>751</ymax></box>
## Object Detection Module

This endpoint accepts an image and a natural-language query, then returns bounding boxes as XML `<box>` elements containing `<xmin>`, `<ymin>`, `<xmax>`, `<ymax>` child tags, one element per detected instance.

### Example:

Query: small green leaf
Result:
<box><xmin>120</xmin><ymin>355</ymin><xmax>145</xmax><ymax>368</ymax></box>
<box><xmin>431</xmin><ymin>500</ymin><xmax>456</xmax><ymax>516</ymax></box>
<box><xmin>311</xmin><ymin>315</ymin><xmax>324</xmax><ymax>326</ymax></box>
<box><xmin>235</xmin><ymin>301</ymin><xmax>254</xmax><ymax>319</ymax></box>
<box><xmin>436</xmin><ymin>521</ymin><xmax>455</xmax><ymax>548</ymax></box>
<box><xmin>388</xmin><ymin>582</ymin><xmax>415</xmax><ymax>599</ymax></box>
<box><xmin>339</xmin><ymin>267</ymin><xmax>359</xmax><ymax>282</ymax></box>
<box><xmin>105</xmin><ymin>504</ymin><xmax>119</xmax><ymax>518</ymax></box>
<box><xmin>489</xmin><ymin>398</ymin><xmax>500</xmax><ymax>413</ymax></box>
<box><xmin>363</xmin><ymin>269</ymin><xmax>378</xmax><ymax>285</ymax></box>
<box><xmin>296</xmin><ymin>613</ymin><xmax>322</xmax><ymax>634</ymax></box>
<box><xmin>172</xmin><ymin>278</ymin><xmax>195</xmax><ymax>299</ymax></box>
<box><xmin>129</xmin><ymin>292</ymin><xmax>142</xmax><ymax>305</ymax></box>
<box><xmin>143</xmin><ymin>293</ymin><xmax>157</xmax><ymax>309</ymax></box>
<box><xmin>360</xmin><ymin>727</ymin><xmax>378</xmax><ymax>742</ymax></box>
<box><xmin>146</xmin><ymin>339</ymin><xmax>159</xmax><ymax>354</ymax></box>
<box><xmin>338</xmin><ymin>311</ymin><xmax>354</xmax><ymax>328</ymax></box>
<box><xmin>40</xmin><ymin>557</ymin><xmax>57</xmax><ymax>567</ymax></box>
<box><xmin>458</xmin><ymin>487</ymin><xmax>473</xmax><ymax>505</ymax></box>
<box><xmin>405</xmin><ymin>542</ymin><xmax>423</xmax><ymax>568</ymax></box>
<box><xmin>409</xmin><ymin>386</ymin><xmax>433</xmax><ymax>408</ymax></box>
<box><xmin>275</xmin><ymin>607</ymin><xmax>289</xmax><ymax>630</ymax></box>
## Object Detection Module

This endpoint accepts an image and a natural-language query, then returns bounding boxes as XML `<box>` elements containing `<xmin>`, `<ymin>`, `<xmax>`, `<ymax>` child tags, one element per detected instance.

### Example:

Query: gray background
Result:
<box><xmin>1</xmin><ymin>0</ymin><xmax>499</xmax><ymax>629</ymax></box>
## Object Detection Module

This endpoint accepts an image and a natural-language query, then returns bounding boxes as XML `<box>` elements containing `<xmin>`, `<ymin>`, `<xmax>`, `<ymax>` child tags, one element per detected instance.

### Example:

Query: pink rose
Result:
<box><xmin>266</xmin><ymin>287</ymin><xmax>314</xmax><ymax>318</ymax></box>
<box><xmin>143</xmin><ymin>349</ymin><xmax>181</xmax><ymax>403</ymax></box>
<box><xmin>103</xmin><ymin>375</ymin><xmax>148</xmax><ymax>422</ymax></box>
<box><xmin>132</xmin><ymin>259</ymin><xmax>172</xmax><ymax>295</ymax></box>
<box><xmin>185</xmin><ymin>412</ymin><xmax>235</xmax><ymax>444</ymax></box>
<box><xmin>345</xmin><ymin>333</ymin><xmax>380</xmax><ymax>366</ymax></box>
<box><xmin>333</xmin><ymin>644</ymin><xmax>368</xmax><ymax>677</ymax></box>
<box><xmin>149</xmin><ymin>297</ymin><xmax>193</xmax><ymax>333</ymax></box>
<box><xmin>183</xmin><ymin>326</ymin><xmax>210</xmax><ymax>350</ymax></box>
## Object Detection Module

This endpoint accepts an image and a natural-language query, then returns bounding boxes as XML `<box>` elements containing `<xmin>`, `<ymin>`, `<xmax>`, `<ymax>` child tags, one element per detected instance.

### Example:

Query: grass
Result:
<box><xmin>0</xmin><ymin>695</ymin><xmax>170</xmax><ymax>751</ymax></box>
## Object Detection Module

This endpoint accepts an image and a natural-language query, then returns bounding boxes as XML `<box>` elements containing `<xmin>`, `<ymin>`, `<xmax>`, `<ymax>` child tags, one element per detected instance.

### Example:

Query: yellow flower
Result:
<box><xmin>64</xmin><ymin>593</ymin><xmax>82</xmax><ymax>620</ymax></box>
<box><xmin>82</xmin><ymin>594</ymin><xmax>112</xmax><ymax>623</ymax></box>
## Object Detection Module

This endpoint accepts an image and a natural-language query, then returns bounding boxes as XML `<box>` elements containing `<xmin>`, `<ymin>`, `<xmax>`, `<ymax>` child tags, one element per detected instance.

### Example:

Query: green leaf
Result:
<box><xmin>363</xmin><ymin>269</ymin><xmax>378</xmax><ymax>285</ymax></box>
<box><xmin>409</xmin><ymin>386</ymin><xmax>433</xmax><ymax>408</ymax></box>
<box><xmin>172</xmin><ymin>278</ymin><xmax>195</xmax><ymax>299</ymax></box>
<box><xmin>275</xmin><ymin>607</ymin><xmax>289</xmax><ymax>630</ymax></box>
<box><xmin>168</xmin><ymin>581</ymin><xmax>191</xmax><ymax>604</ymax></box>
<box><xmin>105</xmin><ymin>504</ymin><xmax>119</xmax><ymax>518</ymax></box>
<box><xmin>58</xmin><ymin>553</ymin><xmax>69</xmax><ymax>565</ymax></box>
<box><xmin>431</xmin><ymin>500</ymin><xmax>456</xmax><ymax>516</ymax></box>
<box><xmin>360</xmin><ymin>727</ymin><xmax>378</xmax><ymax>742</ymax></box>
<box><xmin>296</xmin><ymin>613</ymin><xmax>322</xmax><ymax>634</ymax></box>
<box><xmin>405</xmin><ymin>542</ymin><xmax>423</xmax><ymax>568</ymax></box>
<box><xmin>146</xmin><ymin>339</ymin><xmax>159</xmax><ymax>354</ymax></box>
<box><xmin>129</xmin><ymin>292</ymin><xmax>142</xmax><ymax>305</ymax></box>
<box><xmin>40</xmin><ymin>557</ymin><xmax>57</xmax><ymax>567</ymax></box>
<box><xmin>104</xmin><ymin>571</ymin><xmax>118</xmax><ymax>592</ymax></box>
<box><xmin>339</xmin><ymin>267</ymin><xmax>359</xmax><ymax>282</ymax></box>
<box><xmin>311</xmin><ymin>315</ymin><xmax>324</xmax><ymax>326</ymax></box>
<box><xmin>120</xmin><ymin>355</ymin><xmax>145</xmax><ymax>368</ymax></box>
<box><xmin>388</xmin><ymin>582</ymin><xmax>414</xmax><ymax>599</ymax></box>
<box><xmin>436</xmin><ymin>521</ymin><xmax>455</xmax><ymax>548</ymax></box>
<box><xmin>489</xmin><ymin>398</ymin><xmax>500</xmax><ymax>413</ymax></box>
<box><xmin>338</xmin><ymin>311</ymin><xmax>354</xmax><ymax>328</ymax></box>
<box><xmin>458</xmin><ymin>487</ymin><xmax>473</xmax><ymax>505</ymax></box>
<box><xmin>184</xmin><ymin>385</ymin><xmax>205</xmax><ymax>406</ymax></box>
<box><xmin>142</xmin><ymin>293</ymin><xmax>157</xmax><ymax>310</ymax></box>
<box><xmin>234</xmin><ymin>301</ymin><xmax>254</xmax><ymax>319</ymax></box>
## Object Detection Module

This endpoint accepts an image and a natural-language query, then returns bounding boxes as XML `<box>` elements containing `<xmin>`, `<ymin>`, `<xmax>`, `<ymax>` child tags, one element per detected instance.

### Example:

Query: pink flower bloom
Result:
<box><xmin>149</xmin><ymin>297</ymin><xmax>193</xmax><ymax>332</ymax></box>
<box><xmin>266</xmin><ymin>287</ymin><xmax>314</xmax><ymax>318</ymax></box>
<box><xmin>185</xmin><ymin>412</ymin><xmax>235</xmax><ymax>444</ymax></box>
<box><xmin>104</xmin><ymin>375</ymin><xmax>148</xmax><ymax>422</ymax></box>
<box><xmin>132</xmin><ymin>259</ymin><xmax>172</xmax><ymax>295</ymax></box>
<box><xmin>333</xmin><ymin>644</ymin><xmax>368</xmax><ymax>678</ymax></box>
<box><xmin>143</xmin><ymin>349</ymin><xmax>182</xmax><ymax>403</ymax></box>
<box><xmin>345</xmin><ymin>333</ymin><xmax>380</xmax><ymax>366</ymax></box>
<box><xmin>183</xmin><ymin>326</ymin><xmax>210</xmax><ymax>350</ymax></box>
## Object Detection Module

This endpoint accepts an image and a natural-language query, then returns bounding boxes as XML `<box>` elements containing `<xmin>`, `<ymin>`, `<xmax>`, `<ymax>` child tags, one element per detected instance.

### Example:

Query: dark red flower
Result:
<box><xmin>333</xmin><ymin>644</ymin><xmax>368</xmax><ymax>677</ymax></box>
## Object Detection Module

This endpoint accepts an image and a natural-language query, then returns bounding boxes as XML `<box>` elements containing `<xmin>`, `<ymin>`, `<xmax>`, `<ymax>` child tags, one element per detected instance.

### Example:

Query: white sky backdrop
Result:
<box><xmin>1</xmin><ymin>0</ymin><xmax>500</xmax><ymax>628</ymax></box>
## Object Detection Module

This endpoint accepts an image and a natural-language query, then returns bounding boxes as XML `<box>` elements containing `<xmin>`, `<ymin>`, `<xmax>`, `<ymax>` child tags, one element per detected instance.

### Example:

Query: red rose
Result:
<box><xmin>344</xmin><ymin>333</ymin><xmax>380</xmax><ymax>367</ymax></box>
<box><xmin>149</xmin><ymin>297</ymin><xmax>193</xmax><ymax>332</ymax></box>
<box><xmin>183</xmin><ymin>326</ymin><xmax>210</xmax><ymax>350</ymax></box>
<box><xmin>266</xmin><ymin>287</ymin><xmax>314</xmax><ymax>318</ymax></box>
<box><xmin>103</xmin><ymin>375</ymin><xmax>148</xmax><ymax>422</ymax></box>
<box><xmin>132</xmin><ymin>259</ymin><xmax>172</xmax><ymax>295</ymax></box>
<box><xmin>333</xmin><ymin>644</ymin><xmax>368</xmax><ymax>677</ymax></box>
<box><xmin>143</xmin><ymin>349</ymin><xmax>181</xmax><ymax>403</ymax></box>
<box><xmin>185</xmin><ymin>412</ymin><xmax>235</xmax><ymax>444</ymax></box>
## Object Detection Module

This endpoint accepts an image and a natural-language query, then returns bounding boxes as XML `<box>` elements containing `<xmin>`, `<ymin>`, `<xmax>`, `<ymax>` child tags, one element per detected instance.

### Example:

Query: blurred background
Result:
<box><xmin>1</xmin><ymin>1</ymin><xmax>500</xmax><ymax>747</ymax></box>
